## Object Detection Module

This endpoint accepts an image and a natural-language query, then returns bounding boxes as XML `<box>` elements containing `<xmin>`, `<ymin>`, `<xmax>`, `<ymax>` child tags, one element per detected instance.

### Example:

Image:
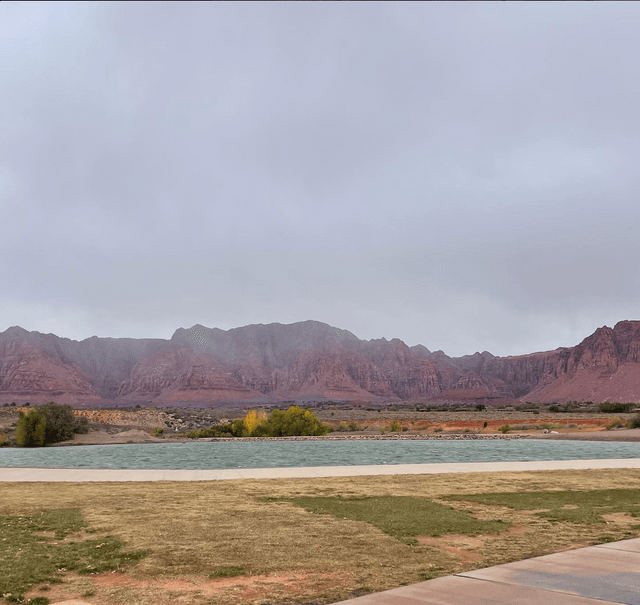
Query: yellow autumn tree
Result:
<box><xmin>242</xmin><ymin>410</ymin><xmax>267</xmax><ymax>436</ymax></box>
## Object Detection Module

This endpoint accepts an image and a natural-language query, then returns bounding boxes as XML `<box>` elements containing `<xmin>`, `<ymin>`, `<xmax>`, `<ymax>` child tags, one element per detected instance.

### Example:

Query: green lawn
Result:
<box><xmin>0</xmin><ymin>509</ymin><xmax>148</xmax><ymax>602</ymax></box>
<box><xmin>280</xmin><ymin>496</ymin><xmax>508</xmax><ymax>544</ymax></box>
<box><xmin>446</xmin><ymin>488</ymin><xmax>640</xmax><ymax>524</ymax></box>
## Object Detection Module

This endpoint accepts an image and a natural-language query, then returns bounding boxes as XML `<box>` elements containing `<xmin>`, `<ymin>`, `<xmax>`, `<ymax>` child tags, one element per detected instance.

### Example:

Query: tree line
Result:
<box><xmin>186</xmin><ymin>406</ymin><xmax>330</xmax><ymax>438</ymax></box>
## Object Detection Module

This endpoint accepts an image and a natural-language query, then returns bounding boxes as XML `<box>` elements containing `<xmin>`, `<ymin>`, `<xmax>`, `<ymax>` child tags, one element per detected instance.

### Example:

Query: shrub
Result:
<box><xmin>348</xmin><ymin>421</ymin><xmax>359</xmax><ymax>431</ymax></box>
<box><xmin>598</xmin><ymin>402</ymin><xmax>635</xmax><ymax>414</ymax></box>
<box><xmin>475</xmin><ymin>404</ymin><xmax>486</xmax><ymax>411</ymax></box>
<box><xmin>433</xmin><ymin>427</ymin><xmax>443</xmax><ymax>433</ymax></box>
<box><xmin>38</xmin><ymin>402</ymin><xmax>80</xmax><ymax>444</ymax></box>
<box><xmin>255</xmin><ymin>406</ymin><xmax>329</xmax><ymax>437</ymax></box>
<box><xmin>73</xmin><ymin>414</ymin><xmax>90</xmax><ymax>434</ymax></box>
<box><xmin>389</xmin><ymin>420</ymin><xmax>401</xmax><ymax>432</ymax></box>
<box><xmin>483</xmin><ymin>421</ymin><xmax>488</xmax><ymax>428</ymax></box>
<box><xmin>187</xmin><ymin>426</ymin><xmax>227</xmax><ymax>439</ymax></box>
<box><xmin>231</xmin><ymin>418</ymin><xmax>250</xmax><ymax>437</ymax></box>
<box><xmin>15</xmin><ymin>409</ymin><xmax>47</xmax><ymax>447</ymax></box>
<box><xmin>605</xmin><ymin>417</ymin><xmax>624</xmax><ymax>430</ymax></box>
<box><xmin>628</xmin><ymin>414</ymin><xmax>640</xmax><ymax>429</ymax></box>
<box><xmin>151</xmin><ymin>427</ymin><xmax>164</xmax><ymax>437</ymax></box>
<box><xmin>499</xmin><ymin>424</ymin><xmax>511</xmax><ymax>434</ymax></box>
<box><xmin>537</xmin><ymin>422</ymin><xmax>560</xmax><ymax>431</ymax></box>
<box><xmin>0</xmin><ymin>431</ymin><xmax>8</xmax><ymax>447</ymax></box>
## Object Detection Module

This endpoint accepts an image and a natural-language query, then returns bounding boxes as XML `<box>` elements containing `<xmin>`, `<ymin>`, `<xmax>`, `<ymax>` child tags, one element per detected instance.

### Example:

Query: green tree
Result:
<box><xmin>38</xmin><ymin>402</ymin><xmax>78</xmax><ymax>444</ymax></box>
<box><xmin>231</xmin><ymin>418</ymin><xmax>250</xmax><ymax>437</ymax></box>
<box><xmin>15</xmin><ymin>409</ymin><xmax>46</xmax><ymax>447</ymax></box>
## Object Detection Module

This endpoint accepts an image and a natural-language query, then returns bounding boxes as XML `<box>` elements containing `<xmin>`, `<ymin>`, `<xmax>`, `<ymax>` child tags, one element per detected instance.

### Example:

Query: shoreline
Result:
<box><xmin>3</xmin><ymin>428</ymin><xmax>640</xmax><ymax>449</ymax></box>
<box><xmin>39</xmin><ymin>431</ymin><xmax>528</xmax><ymax>447</ymax></box>
<box><xmin>51</xmin><ymin>427</ymin><xmax>640</xmax><ymax>446</ymax></box>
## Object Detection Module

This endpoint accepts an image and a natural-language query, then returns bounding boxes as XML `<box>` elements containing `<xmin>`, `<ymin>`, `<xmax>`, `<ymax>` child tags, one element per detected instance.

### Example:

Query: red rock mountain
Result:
<box><xmin>1</xmin><ymin>320</ymin><xmax>640</xmax><ymax>406</ymax></box>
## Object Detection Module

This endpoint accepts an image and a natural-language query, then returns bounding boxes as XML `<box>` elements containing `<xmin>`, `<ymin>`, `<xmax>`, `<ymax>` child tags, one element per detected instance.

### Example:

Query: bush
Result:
<box><xmin>38</xmin><ymin>402</ymin><xmax>80</xmax><ymax>444</ymax></box>
<box><xmin>14</xmin><ymin>402</ymin><xmax>91</xmax><ymax>446</ymax></box>
<box><xmin>537</xmin><ymin>422</ymin><xmax>560</xmax><ymax>431</ymax></box>
<box><xmin>74</xmin><ymin>415</ymin><xmax>90</xmax><ymax>434</ymax></box>
<box><xmin>628</xmin><ymin>414</ymin><xmax>640</xmax><ymax>429</ymax></box>
<box><xmin>151</xmin><ymin>427</ymin><xmax>164</xmax><ymax>437</ymax></box>
<box><xmin>598</xmin><ymin>402</ymin><xmax>635</xmax><ymax>414</ymax></box>
<box><xmin>389</xmin><ymin>420</ymin><xmax>401</xmax><ymax>432</ymax></box>
<box><xmin>15</xmin><ymin>409</ymin><xmax>47</xmax><ymax>447</ymax></box>
<box><xmin>0</xmin><ymin>431</ymin><xmax>8</xmax><ymax>447</ymax></box>
<box><xmin>187</xmin><ymin>426</ymin><xmax>226</xmax><ymax>438</ymax></box>
<box><xmin>606</xmin><ymin>417</ymin><xmax>624</xmax><ymax>430</ymax></box>
<box><xmin>475</xmin><ymin>404</ymin><xmax>486</xmax><ymax>411</ymax></box>
<box><xmin>499</xmin><ymin>424</ymin><xmax>511</xmax><ymax>434</ymax></box>
<box><xmin>252</xmin><ymin>406</ymin><xmax>329</xmax><ymax>437</ymax></box>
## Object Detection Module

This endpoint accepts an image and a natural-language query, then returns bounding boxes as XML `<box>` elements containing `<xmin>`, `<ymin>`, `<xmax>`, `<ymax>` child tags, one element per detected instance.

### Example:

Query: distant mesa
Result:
<box><xmin>1</xmin><ymin>319</ymin><xmax>640</xmax><ymax>407</ymax></box>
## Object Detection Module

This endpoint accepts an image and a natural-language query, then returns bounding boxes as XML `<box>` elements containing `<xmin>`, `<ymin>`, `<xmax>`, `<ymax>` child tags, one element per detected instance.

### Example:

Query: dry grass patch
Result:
<box><xmin>2</xmin><ymin>468</ymin><xmax>640</xmax><ymax>604</ymax></box>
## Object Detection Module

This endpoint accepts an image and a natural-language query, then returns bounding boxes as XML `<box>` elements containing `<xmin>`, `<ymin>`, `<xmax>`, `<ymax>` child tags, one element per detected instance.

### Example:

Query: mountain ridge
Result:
<box><xmin>1</xmin><ymin>320</ymin><xmax>640</xmax><ymax>406</ymax></box>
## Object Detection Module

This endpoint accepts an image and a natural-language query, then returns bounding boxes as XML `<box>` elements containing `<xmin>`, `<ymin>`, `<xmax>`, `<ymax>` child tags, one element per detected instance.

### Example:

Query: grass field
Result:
<box><xmin>2</xmin><ymin>469</ymin><xmax>640</xmax><ymax>605</ymax></box>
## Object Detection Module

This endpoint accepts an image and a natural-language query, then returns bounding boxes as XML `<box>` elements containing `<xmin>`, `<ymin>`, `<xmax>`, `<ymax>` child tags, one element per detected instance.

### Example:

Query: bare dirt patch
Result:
<box><xmin>603</xmin><ymin>512</ymin><xmax>638</xmax><ymax>525</ymax></box>
<box><xmin>417</xmin><ymin>525</ymin><xmax>532</xmax><ymax>564</ymax></box>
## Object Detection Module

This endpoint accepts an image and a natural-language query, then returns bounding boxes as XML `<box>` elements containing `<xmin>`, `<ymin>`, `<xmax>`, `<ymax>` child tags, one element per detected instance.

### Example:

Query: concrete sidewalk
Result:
<box><xmin>334</xmin><ymin>538</ymin><xmax>640</xmax><ymax>604</ymax></box>
<box><xmin>1</xmin><ymin>458</ymin><xmax>640</xmax><ymax>481</ymax></box>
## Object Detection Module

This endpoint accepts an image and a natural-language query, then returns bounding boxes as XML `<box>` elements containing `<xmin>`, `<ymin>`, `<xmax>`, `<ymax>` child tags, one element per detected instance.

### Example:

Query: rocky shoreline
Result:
<box><xmin>196</xmin><ymin>433</ymin><xmax>525</xmax><ymax>442</ymax></box>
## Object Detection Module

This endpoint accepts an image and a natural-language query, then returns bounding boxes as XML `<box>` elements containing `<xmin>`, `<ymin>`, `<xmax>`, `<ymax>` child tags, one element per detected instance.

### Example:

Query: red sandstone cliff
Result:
<box><xmin>2</xmin><ymin>320</ymin><xmax>640</xmax><ymax>406</ymax></box>
<box><xmin>0</xmin><ymin>328</ymin><xmax>101</xmax><ymax>405</ymax></box>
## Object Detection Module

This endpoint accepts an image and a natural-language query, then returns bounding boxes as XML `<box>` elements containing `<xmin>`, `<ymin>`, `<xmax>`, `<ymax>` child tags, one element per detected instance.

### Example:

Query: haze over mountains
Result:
<box><xmin>1</xmin><ymin>320</ymin><xmax>640</xmax><ymax>407</ymax></box>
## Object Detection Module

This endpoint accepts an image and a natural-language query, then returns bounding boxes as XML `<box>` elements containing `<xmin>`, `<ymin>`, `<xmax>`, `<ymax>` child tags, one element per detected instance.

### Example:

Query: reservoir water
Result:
<box><xmin>0</xmin><ymin>438</ymin><xmax>639</xmax><ymax>470</ymax></box>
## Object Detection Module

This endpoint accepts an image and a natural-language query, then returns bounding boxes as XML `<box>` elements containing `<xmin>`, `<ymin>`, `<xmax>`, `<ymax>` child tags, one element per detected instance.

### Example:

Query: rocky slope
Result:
<box><xmin>1</xmin><ymin>320</ymin><xmax>640</xmax><ymax>406</ymax></box>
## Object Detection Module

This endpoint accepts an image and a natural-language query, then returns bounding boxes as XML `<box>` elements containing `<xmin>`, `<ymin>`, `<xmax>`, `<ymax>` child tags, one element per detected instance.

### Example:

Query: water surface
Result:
<box><xmin>1</xmin><ymin>439</ymin><xmax>639</xmax><ymax>470</ymax></box>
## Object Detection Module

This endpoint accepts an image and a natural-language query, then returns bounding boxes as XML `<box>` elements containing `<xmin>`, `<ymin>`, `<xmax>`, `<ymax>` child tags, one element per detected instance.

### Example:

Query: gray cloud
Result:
<box><xmin>2</xmin><ymin>2</ymin><xmax>640</xmax><ymax>357</ymax></box>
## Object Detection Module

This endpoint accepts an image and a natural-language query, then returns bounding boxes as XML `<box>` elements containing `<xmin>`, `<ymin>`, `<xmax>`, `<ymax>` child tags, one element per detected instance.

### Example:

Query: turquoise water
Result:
<box><xmin>0</xmin><ymin>439</ymin><xmax>639</xmax><ymax>470</ymax></box>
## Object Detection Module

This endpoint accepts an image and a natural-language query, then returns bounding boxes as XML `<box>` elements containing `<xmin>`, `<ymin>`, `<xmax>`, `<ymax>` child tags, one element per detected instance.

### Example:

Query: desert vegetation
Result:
<box><xmin>598</xmin><ymin>402</ymin><xmax>636</xmax><ymax>414</ymax></box>
<box><xmin>14</xmin><ymin>402</ymin><xmax>89</xmax><ymax>447</ymax></box>
<box><xmin>185</xmin><ymin>406</ymin><xmax>329</xmax><ymax>439</ymax></box>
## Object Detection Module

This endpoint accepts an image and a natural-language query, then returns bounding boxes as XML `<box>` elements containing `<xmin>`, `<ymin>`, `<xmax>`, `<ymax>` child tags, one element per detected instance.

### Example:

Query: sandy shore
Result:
<box><xmin>52</xmin><ymin>429</ymin><xmax>166</xmax><ymax>446</ymax></box>
<box><xmin>530</xmin><ymin>427</ymin><xmax>640</xmax><ymax>442</ymax></box>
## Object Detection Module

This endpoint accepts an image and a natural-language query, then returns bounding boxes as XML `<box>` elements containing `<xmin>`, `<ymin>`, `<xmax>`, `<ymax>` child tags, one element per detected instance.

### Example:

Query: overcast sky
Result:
<box><xmin>2</xmin><ymin>2</ymin><xmax>639</xmax><ymax>357</ymax></box>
